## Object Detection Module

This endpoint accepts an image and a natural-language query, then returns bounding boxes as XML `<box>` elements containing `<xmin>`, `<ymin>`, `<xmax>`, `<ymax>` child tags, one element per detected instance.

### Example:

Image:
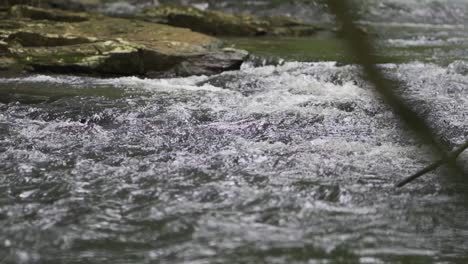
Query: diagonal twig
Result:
<box><xmin>396</xmin><ymin>140</ymin><xmax>468</xmax><ymax>187</ymax></box>
<box><xmin>324</xmin><ymin>0</ymin><xmax>467</xmax><ymax>186</ymax></box>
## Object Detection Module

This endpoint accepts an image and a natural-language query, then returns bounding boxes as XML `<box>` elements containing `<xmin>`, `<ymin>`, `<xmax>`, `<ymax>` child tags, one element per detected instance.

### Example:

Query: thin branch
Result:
<box><xmin>324</xmin><ymin>0</ymin><xmax>467</xmax><ymax>186</ymax></box>
<box><xmin>396</xmin><ymin>140</ymin><xmax>468</xmax><ymax>187</ymax></box>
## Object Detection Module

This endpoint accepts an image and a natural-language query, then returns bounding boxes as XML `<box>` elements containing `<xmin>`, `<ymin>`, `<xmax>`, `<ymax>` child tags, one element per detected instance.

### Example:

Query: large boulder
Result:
<box><xmin>0</xmin><ymin>5</ymin><xmax>248</xmax><ymax>77</ymax></box>
<box><xmin>139</xmin><ymin>4</ymin><xmax>325</xmax><ymax>37</ymax></box>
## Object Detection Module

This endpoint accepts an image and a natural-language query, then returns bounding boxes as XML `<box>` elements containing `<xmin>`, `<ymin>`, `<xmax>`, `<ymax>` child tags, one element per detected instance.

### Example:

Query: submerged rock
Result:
<box><xmin>0</xmin><ymin>5</ymin><xmax>248</xmax><ymax>77</ymax></box>
<box><xmin>139</xmin><ymin>4</ymin><xmax>325</xmax><ymax>37</ymax></box>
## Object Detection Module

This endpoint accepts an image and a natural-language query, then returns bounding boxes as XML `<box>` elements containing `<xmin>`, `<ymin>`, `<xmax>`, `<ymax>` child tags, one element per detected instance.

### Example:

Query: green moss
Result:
<box><xmin>7</xmin><ymin>31</ymin><xmax>94</xmax><ymax>47</ymax></box>
<box><xmin>50</xmin><ymin>51</ymin><xmax>91</xmax><ymax>64</ymax></box>
<box><xmin>13</xmin><ymin>46</ymin><xmax>92</xmax><ymax>65</ymax></box>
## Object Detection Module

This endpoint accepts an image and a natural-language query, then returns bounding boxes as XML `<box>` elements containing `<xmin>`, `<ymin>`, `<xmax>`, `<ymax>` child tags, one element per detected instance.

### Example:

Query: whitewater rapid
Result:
<box><xmin>1</xmin><ymin>61</ymin><xmax>467</xmax><ymax>263</ymax></box>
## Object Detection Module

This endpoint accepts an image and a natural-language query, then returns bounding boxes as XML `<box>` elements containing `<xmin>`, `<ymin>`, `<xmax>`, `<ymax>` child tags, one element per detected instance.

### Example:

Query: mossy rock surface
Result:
<box><xmin>140</xmin><ymin>4</ymin><xmax>324</xmax><ymax>37</ymax></box>
<box><xmin>0</xmin><ymin>5</ymin><xmax>248</xmax><ymax>77</ymax></box>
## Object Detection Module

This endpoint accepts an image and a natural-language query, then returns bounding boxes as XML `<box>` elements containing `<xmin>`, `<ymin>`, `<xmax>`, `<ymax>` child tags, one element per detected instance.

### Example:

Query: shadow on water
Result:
<box><xmin>225</xmin><ymin>33</ymin><xmax>467</xmax><ymax>66</ymax></box>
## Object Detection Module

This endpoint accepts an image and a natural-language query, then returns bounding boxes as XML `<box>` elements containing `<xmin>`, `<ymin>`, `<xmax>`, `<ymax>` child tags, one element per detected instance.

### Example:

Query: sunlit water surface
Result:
<box><xmin>1</xmin><ymin>61</ymin><xmax>468</xmax><ymax>263</ymax></box>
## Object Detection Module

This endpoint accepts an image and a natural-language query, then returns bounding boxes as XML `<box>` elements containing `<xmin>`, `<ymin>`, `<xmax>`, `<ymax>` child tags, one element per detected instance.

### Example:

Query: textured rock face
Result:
<box><xmin>140</xmin><ymin>5</ymin><xmax>268</xmax><ymax>36</ymax></box>
<box><xmin>0</xmin><ymin>5</ymin><xmax>248</xmax><ymax>77</ymax></box>
<box><xmin>9</xmin><ymin>4</ymin><xmax>89</xmax><ymax>22</ymax></box>
<box><xmin>139</xmin><ymin>4</ymin><xmax>324</xmax><ymax>37</ymax></box>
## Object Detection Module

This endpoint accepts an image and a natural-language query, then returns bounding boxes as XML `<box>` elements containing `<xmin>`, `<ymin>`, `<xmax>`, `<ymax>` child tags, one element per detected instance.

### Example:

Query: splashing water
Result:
<box><xmin>0</xmin><ymin>60</ymin><xmax>467</xmax><ymax>263</ymax></box>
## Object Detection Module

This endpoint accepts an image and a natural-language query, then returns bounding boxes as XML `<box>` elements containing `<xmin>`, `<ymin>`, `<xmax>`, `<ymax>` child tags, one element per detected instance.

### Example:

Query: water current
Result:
<box><xmin>1</xmin><ymin>0</ymin><xmax>468</xmax><ymax>263</ymax></box>
<box><xmin>1</xmin><ymin>60</ymin><xmax>467</xmax><ymax>263</ymax></box>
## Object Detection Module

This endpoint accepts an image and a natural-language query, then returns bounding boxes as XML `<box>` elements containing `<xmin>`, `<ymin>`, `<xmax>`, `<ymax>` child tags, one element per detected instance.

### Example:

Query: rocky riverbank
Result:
<box><xmin>0</xmin><ymin>1</ymin><xmax>343</xmax><ymax>77</ymax></box>
<box><xmin>0</xmin><ymin>5</ymin><xmax>248</xmax><ymax>77</ymax></box>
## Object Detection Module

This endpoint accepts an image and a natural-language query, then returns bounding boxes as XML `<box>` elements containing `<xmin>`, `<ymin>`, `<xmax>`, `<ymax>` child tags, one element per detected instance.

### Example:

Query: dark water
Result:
<box><xmin>1</xmin><ymin>0</ymin><xmax>468</xmax><ymax>263</ymax></box>
<box><xmin>220</xmin><ymin>1</ymin><xmax>468</xmax><ymax>65</ymax></box>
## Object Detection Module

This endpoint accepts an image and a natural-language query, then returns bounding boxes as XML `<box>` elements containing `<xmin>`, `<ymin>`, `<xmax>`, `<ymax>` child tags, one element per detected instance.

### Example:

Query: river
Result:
<box><xmin>1</xmin><ymin>0</ymin><xmax>468</xmax><ymax>263</ymax></box>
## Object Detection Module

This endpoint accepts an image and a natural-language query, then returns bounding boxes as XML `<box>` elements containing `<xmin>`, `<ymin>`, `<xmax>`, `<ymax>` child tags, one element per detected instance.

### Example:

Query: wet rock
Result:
<box><xmin>0</xmin><ymin>5</ymin><xmax>248</xmax><ymax>77</ymax></box>
<box><xmin>9</xmin><ymin>4</ymin><xmax>89</xmax><ymax>22</ymax></box>
<box><xmin>7</xmin><ymin>31</ymin><xmax>94</xmax><ymax>47</ymax></box>
<box><xmin>139</xmin><ymin>4</ymin><xmax>268</xmax><ymax>36</ymax></box>
<box><xmin>0</xmin><ymin>0</ymin><xmax>99</xmax><ymax>11</ymax></box>
<box><xmin>0</xmin><ymin>40</ymin><xmax>21</xmax><ymax>72</ymax></box>
<box><xmin>0</xmin><ymin>57</ymin><xmax>17</xmax><ymax>71</ymax></box>
<box><xmin>170</xmin><ymin>48</ymin><xmax>248</xmax><ymax>77</ymax></box>
<box><xmin>0</xmin><ymin>40</ymin><xmax>8</xmax><ymax>53</ymax></box>
<box><xmin>139</xmin><ymin>4</ymin><xmax>324</xmax><ymax>37</ymax></box>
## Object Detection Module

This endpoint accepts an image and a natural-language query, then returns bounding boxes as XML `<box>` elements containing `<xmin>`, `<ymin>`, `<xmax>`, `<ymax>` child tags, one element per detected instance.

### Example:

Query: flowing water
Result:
<box><xmin>1</xmin><ymin>1</ymin><xmax>468</xmax><ymax>263</ymax></box>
